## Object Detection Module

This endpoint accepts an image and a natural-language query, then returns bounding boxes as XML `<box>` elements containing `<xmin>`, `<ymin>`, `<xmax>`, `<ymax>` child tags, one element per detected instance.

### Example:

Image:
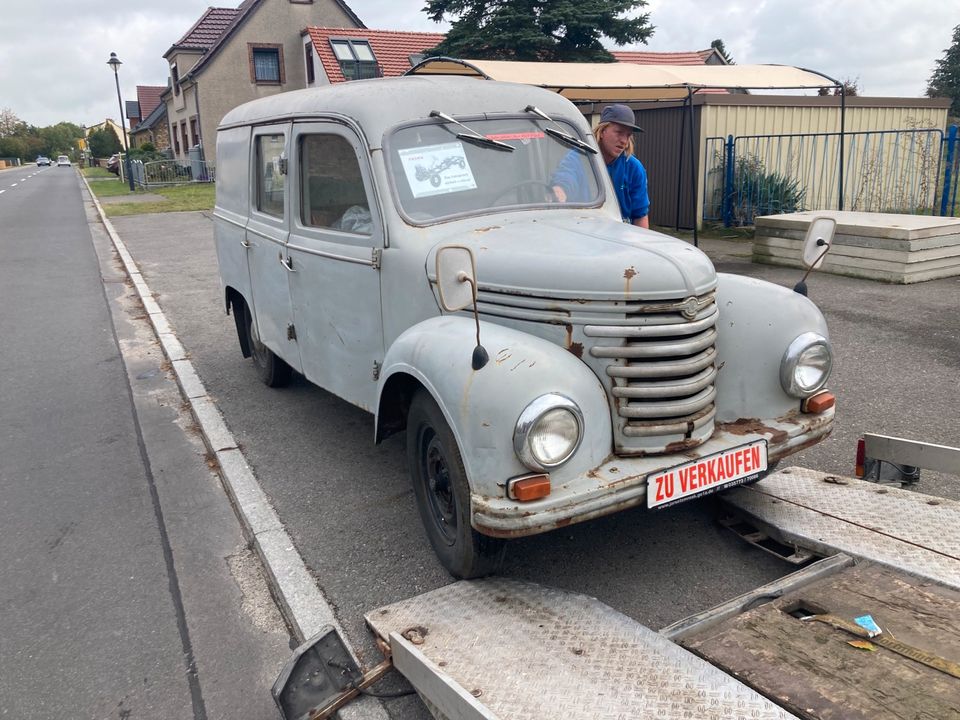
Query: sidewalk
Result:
<box><xmin>0</xmin><ymin>169</ymin><xmax>292</xmax><ymax>719</ymax></box>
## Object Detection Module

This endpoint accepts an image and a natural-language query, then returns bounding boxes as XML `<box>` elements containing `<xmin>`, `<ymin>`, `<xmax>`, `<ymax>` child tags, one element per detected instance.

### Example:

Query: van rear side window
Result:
<box><xmin>300</xmin><ymin>134</ymin><xmax>371</xmax><ymax>234</ymax></box>
<box><xmin>256</xmin><ymin>134</ymin><xmax>286</xmax><ymax>217</ymax></box>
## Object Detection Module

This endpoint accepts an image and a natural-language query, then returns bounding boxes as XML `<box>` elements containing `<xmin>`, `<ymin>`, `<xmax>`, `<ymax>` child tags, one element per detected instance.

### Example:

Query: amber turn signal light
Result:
<box><xmin>802</xmin><ymin>391</ymin><xmax>835</xmax><ymax>414</ymax></box>
<box><xmin>507</xmin><ymin>474</ymin><xmax>551</xmax><ymax>502</ymax></box>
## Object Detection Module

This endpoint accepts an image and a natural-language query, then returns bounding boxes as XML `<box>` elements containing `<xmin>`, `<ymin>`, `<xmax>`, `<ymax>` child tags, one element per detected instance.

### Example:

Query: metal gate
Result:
<box><xmin>703</xmin><ymin>127</ymin><xmax>948</xmax><ymax>226</ymax></box>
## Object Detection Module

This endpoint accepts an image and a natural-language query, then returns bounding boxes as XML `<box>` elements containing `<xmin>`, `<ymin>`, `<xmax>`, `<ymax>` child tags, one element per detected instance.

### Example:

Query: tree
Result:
<box><xmin>88</xmin><ymin>128</ymin><xmax>122</xmax><ymax>158</ymax></box>
<box><xmin>423</xmin><ymin>0</ymin><xmax>653</xmax><ymax>63</ymax></box>
<box><xmin>926</xmin><ymin>24</ymin><xmax>960</xmax><ymax>119</ymax></box>
<box><xmin>710</xmin><ymin>38</ymin><xmax>734</xmax><ymax>64</ymax></box>
<box><xmin>817</xmin><ymin>77</ymin><xmax>860</xmax><ymax>97</ymax></box>
<box><xmin>0</xmin><ymin>108</ymin><xmax>27</xmax><ymax>138</ymax></box>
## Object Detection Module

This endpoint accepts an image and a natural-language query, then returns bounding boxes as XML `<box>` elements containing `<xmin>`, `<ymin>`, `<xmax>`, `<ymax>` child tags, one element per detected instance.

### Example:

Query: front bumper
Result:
<box><xmin>472</xmin><ymin>406</ymin><xmax>834</xmax><ymax>538</ymax></box>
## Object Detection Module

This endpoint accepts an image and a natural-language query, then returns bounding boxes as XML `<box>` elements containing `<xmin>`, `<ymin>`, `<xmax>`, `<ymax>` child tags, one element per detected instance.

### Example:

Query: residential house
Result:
<box><xmin>128</xmin><ymin>86</ymin><xmax>169</xmax><ymax>149</ymax></box>
<box><xmin>162</xmin><ymin>0</ymin><xmax>364</xmax><ymax>168</ymax></box>
<box><xmin>302</xmin><ymin>27</ymin><xmax>445</xmax><ymax>85</ymax></box>
<box><xmin>130</xmin><ymin>101</ymin><xmax>170</xmax><ymax>151</ymax></box>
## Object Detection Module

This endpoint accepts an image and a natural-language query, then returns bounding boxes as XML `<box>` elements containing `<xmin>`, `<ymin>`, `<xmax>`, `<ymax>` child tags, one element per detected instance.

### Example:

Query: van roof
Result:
<box><xmin>217</xmin><ymin>76</ymin><xmax>587</xmax><ymax>149</ymax></box>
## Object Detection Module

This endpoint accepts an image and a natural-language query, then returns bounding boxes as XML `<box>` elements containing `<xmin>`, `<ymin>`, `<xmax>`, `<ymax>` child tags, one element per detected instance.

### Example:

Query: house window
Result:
<box><xmin>248</xmin><ymin>44</ymin><xmax>285</xmax><ymax>85</ymax></box>
<box><xmin>256</xmin><ymin>134</ymin><xmax>286</xmax><ymax>218</ymax></box>
<box><xmin>171</xmin><ymin>64</ymin><xmax>180</xmax><ymax>96</ymax></box>
<box><xmin>172</xmin><ymin>124</ymin><xmax>180</xmax><ymax>153</ymax></box>
<box><xmin>190</xmin><ymin>118</ymin><xmax>199</xmax><ymax>147</ymax></box>
<box><xmin>181</xmin><ymin>121</ymin><xmax>189</xmax><ymax>153</ymax></box>
<box><xmin>305</xmin><ymin>43</ymin><xmax>315</xmax><ymax>84</ymax></box>
<box><xmin>329</xmin><ymin>39</ymin><xmax>378</xmax><ymax>81</ymax></box>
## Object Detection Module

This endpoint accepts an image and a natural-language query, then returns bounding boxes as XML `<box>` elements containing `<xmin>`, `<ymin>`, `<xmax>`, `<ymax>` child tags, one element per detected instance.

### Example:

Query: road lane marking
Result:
<box><xmin>10</xmin><ymin>183</ymin><xmax>17</xmax><ymax>187</ymax></box>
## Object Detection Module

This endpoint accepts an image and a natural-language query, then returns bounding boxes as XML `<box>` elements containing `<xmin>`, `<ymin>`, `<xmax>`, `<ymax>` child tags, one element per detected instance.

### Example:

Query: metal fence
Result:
<box><xmin>703</xmin><ymin>127</ymin><xmax>948</xmax><ymax>226</ymax></box>
<box><xmin>130</xmin><ymin>158</ymin><xmax>215</xmax><ymax>190</ymax></box>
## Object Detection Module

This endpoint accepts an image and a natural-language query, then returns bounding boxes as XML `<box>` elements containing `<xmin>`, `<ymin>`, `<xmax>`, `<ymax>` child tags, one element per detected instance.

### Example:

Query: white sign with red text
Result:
<box><xmin>647</xmin><ymin>439</ymin><xmax>768</xmax><ymax>509</ymax></box>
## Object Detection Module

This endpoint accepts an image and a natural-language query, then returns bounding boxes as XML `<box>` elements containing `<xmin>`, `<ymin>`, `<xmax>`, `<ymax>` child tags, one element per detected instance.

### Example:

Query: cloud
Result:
<box><xmin>0</xmin><ymin>0</ymin><xmax>954</xmax><ymax>128</ymax></box>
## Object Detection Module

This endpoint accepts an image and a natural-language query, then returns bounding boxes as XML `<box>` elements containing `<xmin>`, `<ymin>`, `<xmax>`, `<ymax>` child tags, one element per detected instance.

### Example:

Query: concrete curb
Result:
<box><xmin>81</xmin><ymin>177</ymin><xmax>390</xmax><ymax>720</ymax></box>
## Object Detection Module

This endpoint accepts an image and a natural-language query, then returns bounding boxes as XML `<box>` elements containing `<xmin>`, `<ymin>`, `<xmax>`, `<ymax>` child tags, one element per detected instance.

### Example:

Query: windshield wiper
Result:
<box><xmin>524</xmin><ymin>105</ymin><xmax>597</xmax><ymax>155</ymax></box>
<box><xmin>430</xmin><ymin>110</ymin><xmax>514</xmax><ymax>152</ymax></box>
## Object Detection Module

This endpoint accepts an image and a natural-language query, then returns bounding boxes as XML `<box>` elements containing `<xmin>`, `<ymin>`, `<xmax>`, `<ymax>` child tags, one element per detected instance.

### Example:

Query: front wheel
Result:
<box><xmin>244</xmin><ymin>304</ymin><xmax>292</xmax><ymax>388</ymax></box>
<box><xmin>407</xmin><ymin>391</ymin><xmax>505</xmax><ymax>579</ymax></box>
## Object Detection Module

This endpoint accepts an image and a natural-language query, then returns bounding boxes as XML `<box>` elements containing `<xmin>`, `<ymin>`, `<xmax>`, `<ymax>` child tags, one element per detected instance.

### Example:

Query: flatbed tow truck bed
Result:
<box><xmin>362</xmin><ymin>467</ymin><xmax>960</xmax><ymax>720</ymax></box>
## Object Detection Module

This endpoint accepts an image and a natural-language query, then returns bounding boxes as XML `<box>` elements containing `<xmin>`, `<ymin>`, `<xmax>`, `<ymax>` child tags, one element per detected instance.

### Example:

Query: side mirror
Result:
<box><xmin>801</xmin><ymin>216</ymin><xmax>836</xmax><ymax>269</ymax></box>
<box><xmin>794</xmin><ymin>216</ymin><xmax>836</xmax><ymax>296</ymax></box>
<box><xmin>436</xmin><ymin>245</ymin><xmax>477</xmax><ymax>312</ymax></box>
<box><xmin>435</xmin><ymin>245</ymin><xmax>488</xmax><ymax>370</ymax></box>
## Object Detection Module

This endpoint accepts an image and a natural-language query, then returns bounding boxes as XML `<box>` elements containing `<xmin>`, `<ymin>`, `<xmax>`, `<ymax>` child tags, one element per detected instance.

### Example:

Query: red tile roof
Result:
<box><xmin>170</xmin><ymin>7</ymin><xmax>240</xmax><ymax>53</ymax></box>
<box><xmin>306</xmin><ymin>27</ymin><xmax>445</xmax><ymax>83</ymax></box>
<box><xmin>136</xmin><ymin>86</ymin><xmax>167</xmax><ymax>121</ymax></box>
<box><xmin>612</xmin><ymin>50</ymin><xmax>715</xmax><ymax>66</ymax></box>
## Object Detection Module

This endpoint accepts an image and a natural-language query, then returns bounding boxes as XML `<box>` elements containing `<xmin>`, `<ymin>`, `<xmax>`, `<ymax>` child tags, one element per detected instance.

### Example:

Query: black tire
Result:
<box><xmin>429</xmin><ymin>174</ymin><xmax>441</xmax><ymax>188</ymax></box>
<box><xmin>244</xmin><ymin>303</ymin><xmax>292</xmax><ymax>388</ymax></box>
<box><xmin>407</xmin><ymin>391</ymin><xmax>505</xmax><ymax>579</ymax></box>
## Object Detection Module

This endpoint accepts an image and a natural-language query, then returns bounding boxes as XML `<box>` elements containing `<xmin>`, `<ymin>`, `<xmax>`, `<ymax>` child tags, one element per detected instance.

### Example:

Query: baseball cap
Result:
<box><xmin>600</xmin><ymin>104</ymin><xmax>644</xmax><ymax>132</ymax></box>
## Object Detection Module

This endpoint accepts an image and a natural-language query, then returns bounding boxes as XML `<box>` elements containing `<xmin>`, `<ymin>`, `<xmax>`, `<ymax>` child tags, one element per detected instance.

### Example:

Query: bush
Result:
<box><xmin>712</xmin><ymin>152</ymin><xmax>806</xmax><ymax>226</ymax></box>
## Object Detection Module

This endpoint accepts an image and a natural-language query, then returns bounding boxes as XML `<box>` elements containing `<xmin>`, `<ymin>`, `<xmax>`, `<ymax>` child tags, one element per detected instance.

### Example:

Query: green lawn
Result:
<box><xmin>86</xmin><ymin>176</ymin><xmax>215</xmax><ymax>216</ymax></box>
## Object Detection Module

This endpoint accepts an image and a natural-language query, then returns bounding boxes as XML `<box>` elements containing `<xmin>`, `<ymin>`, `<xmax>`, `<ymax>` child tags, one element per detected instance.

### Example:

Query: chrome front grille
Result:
<box><xmin>586</xmin><ymin>300</ymin><xmax>718</xmax><ymax>448</ymax></box>
<box><xmin>476</xmin><ymin>288</ymin><xmax>719</xmax><ymax>455</ymax></box>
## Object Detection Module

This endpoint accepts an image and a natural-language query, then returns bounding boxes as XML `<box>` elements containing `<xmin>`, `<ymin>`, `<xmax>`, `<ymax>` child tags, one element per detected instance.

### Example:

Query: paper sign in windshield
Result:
<box><xmin>399</xmin><ymin>142</ymin><xmax>476</xmax><ymax>198</ymax></box>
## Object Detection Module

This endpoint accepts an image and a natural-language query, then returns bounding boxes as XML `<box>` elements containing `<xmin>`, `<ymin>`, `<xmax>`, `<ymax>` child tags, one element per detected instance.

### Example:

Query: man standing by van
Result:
<box><xmin>552</xmin><ymin>104</ymin><xmax>650</xmax><ymax>228</ymax></box>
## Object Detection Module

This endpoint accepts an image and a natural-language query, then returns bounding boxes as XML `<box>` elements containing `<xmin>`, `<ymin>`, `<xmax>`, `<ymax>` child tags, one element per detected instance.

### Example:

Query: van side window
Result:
<box><xmin>300</xmin><ymin>134</ymin><xmax>371</xmax><ymax>235</ymax></box>
<box><xmin>256</xmin><ymin>134</ymin><xmax>286</xmax><ymax>217</ymax></box>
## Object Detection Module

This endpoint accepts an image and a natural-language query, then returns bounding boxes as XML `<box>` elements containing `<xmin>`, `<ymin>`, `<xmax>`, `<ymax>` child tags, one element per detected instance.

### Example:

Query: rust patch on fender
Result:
<box><xmin>664</xmin><ymin>438</ymin><xmax>704</xmax><ymax>454</ymax></box>
<box><xmin>623</xmin><ymin>266</ymin><xmax>637</xmax><ymax>294</ymax></box>
<box><xmin>718</xmin><ymin>417</ymin><xmax>788</xmax><ymax>446</ymax></box>
<box><xmin>473</xmin><ymin>226</ymin><xmax>501</xmax><ymax>233</ymax></box>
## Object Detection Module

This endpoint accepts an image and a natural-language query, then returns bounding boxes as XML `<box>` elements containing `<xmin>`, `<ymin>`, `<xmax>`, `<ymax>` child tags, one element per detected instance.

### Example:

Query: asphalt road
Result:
<box><xmin>0</xmin><ymin>167</ymin><xmax>290</xmax><ymax>719</ymax></box>
<box><xmin>109</xmin><ymin>207</ymin><xmax>960</xmax><ymax>719</ymax></box>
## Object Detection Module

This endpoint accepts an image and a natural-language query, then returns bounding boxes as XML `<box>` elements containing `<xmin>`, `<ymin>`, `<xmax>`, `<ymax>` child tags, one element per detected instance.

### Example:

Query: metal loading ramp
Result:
<box><xmin>366</xmin><ymin>578</ymin><xmax>798</xmax><ymax>720</ymax></box>
<box><xmin>721</xmin><ymin>466</ymin><xmax>960</xmax><ymax>589</ymax></box>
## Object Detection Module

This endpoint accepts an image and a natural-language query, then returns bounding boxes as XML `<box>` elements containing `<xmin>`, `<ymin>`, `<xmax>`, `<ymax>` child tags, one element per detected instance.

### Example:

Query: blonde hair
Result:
<box><xmin>593</xmin><ymin>121</ymin><xmax>635</xmax><ymax>157</ymax></box>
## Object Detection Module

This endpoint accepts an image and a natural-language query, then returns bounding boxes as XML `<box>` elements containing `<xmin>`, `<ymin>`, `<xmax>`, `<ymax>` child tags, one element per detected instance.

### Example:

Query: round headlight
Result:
<box><xmin>780</xmin><ymin>332</ymin><xmax>832</xmax><ymax>397</ymax></box>
<box><xmin>514</xmin><ymin>394</ymin><xmax>583</xmax><ymax>471</ymax></box>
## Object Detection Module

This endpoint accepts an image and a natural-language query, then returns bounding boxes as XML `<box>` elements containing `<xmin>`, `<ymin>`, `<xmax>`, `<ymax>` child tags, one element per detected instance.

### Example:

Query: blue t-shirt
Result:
<box><xmin>606</xmin><ymin>153</ymin><xmax>650</xmax><ymax>223</ymax></box>
<box><xmin>551</xmin><ymin>150</ymin><xmax>650</xmax><ymax>222</ymax></box>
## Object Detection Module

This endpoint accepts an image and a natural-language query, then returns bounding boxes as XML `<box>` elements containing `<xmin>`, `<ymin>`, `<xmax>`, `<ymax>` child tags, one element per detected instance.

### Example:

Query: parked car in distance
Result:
<box><xmin>36</xmin><ymin>156</ymin><xmax>51</xmax><ymax>166</ymax></box>
<box><xmin>106</xmin><ymin>154</ymin><xmax>120</xmax><ymax>175</ymax></box>
<box><xmin>57</xmin><ymin>155</ymin><xmax>71</xmax><ymax>167</ymax></box>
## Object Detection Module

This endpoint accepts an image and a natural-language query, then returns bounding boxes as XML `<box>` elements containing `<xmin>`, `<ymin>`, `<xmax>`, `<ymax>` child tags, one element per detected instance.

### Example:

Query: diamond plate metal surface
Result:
<box><xmin>366</xmin><ymin>579</ymin><xmax>797</xmax><ymax>720</ymax></box>
<box><xmin>724</xmin><ymin>466</ymin><xmax>960</xmax><ymax>589</ymax></box>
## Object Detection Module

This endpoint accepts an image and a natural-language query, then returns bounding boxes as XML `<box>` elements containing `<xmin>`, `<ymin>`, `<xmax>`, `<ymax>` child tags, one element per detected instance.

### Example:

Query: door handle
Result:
<box><xmin>241</xmin><ymin>239</ymin><xmax>254</xmax><ymax>248</ymax></box>
<box><xmin>280</xmin><ymin>254</ymin><xmax>295</xmax><ymax>272</ymax></box>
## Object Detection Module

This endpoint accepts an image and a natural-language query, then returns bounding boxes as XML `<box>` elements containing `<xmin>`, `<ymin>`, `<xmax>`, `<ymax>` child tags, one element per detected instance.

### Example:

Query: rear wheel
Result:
<box><xmin>407</xmin><ymin>391</ymin><xmax>505</xmax><ymax>579</ymax></box>
<box><xmin>244</xmin><ymin>304</ymin><xmax>292</xmax><ymax>387</ymax></box>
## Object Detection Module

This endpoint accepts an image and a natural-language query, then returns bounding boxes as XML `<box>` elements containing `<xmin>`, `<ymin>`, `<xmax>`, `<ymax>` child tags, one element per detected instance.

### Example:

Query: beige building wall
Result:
<box><xmin>177</xmin><ymin>0</ymin><xmax>359</xmax><ymax>168</ymax></box>
<box><xmin>696</xmin><ymin>97</ymin><xmax>950</xmax><ymax>227</ymax></box>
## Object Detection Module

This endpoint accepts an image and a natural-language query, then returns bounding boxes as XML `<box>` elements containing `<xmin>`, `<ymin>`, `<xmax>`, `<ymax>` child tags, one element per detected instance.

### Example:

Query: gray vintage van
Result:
<box><xmin>214</xmin><ymin>76</ymin><xmax>835</xmax><ymax>578</ymax></box>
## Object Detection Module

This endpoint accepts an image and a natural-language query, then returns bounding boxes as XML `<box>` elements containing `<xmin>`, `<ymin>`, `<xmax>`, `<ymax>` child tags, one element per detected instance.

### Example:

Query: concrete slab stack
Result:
<box><xmin>753</xmin><ymin>210</ymin><xmax>960</xmax><ymax>284</ymax></box>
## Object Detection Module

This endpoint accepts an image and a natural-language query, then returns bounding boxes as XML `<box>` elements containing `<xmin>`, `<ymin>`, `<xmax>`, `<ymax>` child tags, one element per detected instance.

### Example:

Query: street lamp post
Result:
<box><xmin>107</xmin><ymin>52</ymin><xmax>135</xmax><ymax>192</ymax></box>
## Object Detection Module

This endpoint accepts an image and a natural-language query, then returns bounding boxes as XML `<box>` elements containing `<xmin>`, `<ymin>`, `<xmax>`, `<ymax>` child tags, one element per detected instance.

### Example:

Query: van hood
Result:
<box><xmin>426</xmin><ymin>213</ymin><xmax>716</xmax><ymax>301</ymax></box>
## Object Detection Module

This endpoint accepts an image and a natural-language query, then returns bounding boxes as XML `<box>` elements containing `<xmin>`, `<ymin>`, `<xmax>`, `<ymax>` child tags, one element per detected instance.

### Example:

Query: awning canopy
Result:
<box><xmin>406</xmin><ymin>58</ymin><xmax>840</xmax><ymax>101</ymax></box>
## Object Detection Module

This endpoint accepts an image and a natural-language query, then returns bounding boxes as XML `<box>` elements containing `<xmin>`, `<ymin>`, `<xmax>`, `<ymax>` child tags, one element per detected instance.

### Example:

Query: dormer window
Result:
<box><xmin>329</xmin><ymin>39</ymin><xmax>378</xmax><ymax>81</ymax></box>
<box><xmin>171</xmin><ymin>64</ymin><xmax>180</xmax><ymax>95</ymax></box>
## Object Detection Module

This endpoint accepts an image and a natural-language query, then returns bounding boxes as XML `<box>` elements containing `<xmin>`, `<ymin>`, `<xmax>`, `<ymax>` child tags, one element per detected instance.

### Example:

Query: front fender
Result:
<box><xmin>377</xmin><ymin>315</ymin><xmax>612</xmax><ymax>498</ymax></box>
<box><xmin>715</xmin><ymin>273</ymin><xmax>830</xmax><ymax>421</ymax></box>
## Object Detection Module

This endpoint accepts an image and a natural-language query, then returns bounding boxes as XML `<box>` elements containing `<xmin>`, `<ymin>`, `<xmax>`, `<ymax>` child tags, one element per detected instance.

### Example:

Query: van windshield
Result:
<box><xmin>386</xmin><ymin>116</ymin><xmax>602</xmax><ymax>223</ymax></box>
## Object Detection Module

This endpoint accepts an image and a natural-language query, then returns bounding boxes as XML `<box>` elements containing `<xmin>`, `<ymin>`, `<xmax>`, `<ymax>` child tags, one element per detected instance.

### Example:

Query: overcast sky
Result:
<box><xmin>0</xmin><ymin>0</ymin><xmax>954</xmax><ymax>128</ymax></box>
